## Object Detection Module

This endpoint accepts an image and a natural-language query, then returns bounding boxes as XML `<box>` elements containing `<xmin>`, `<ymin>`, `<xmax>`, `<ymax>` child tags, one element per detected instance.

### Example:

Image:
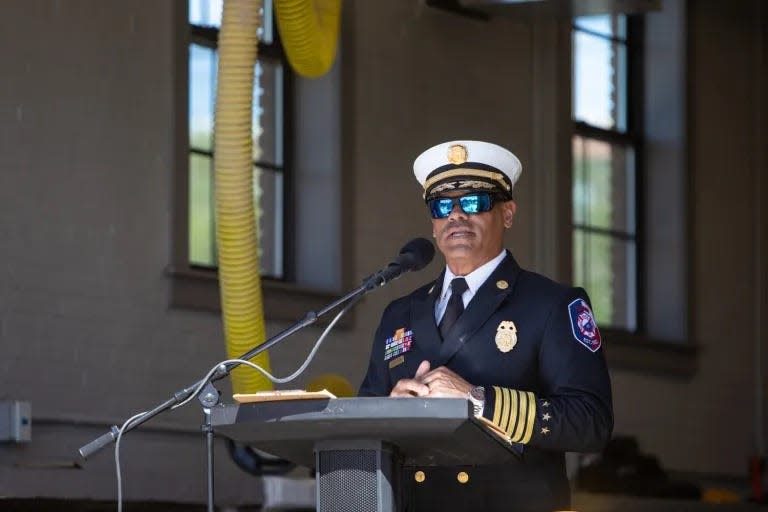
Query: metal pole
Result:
<box><xmin>199</xmin><ymin>382</ymin><xmax>221</xmax><ymax>512</ymax></box>
<box><xmin>205</xmin><ymin>408</ymin><xmax>215</xmax><ymax>512</ymax></box>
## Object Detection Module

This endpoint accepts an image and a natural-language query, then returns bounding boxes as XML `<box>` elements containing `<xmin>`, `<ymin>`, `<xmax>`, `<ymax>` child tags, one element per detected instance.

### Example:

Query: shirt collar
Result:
<box><xmin>441</xmin><ymin>249</ymin><xmax>507</xmax><ymax>298</ymax></box>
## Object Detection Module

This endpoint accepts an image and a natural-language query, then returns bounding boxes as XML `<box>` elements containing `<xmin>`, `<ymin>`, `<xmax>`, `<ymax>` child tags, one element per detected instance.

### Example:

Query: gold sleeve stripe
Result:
<box><xmin>511</xmin><ymin>390</ymin><xmax>527</xmax><ymax>442</ymax></box>
<box><xmin>499</xmin><ymin>387</ymin><xmax>512</xmax><ymax>432</ymax></box>
<box><xmin>507</xmin><ymin>388</ymin><xmax>519</xmax><ymax>437</ymax></box>
<box><xmin>521</xmin><ymin>391</ymin><xmax>537</xmax><ymax>444</ymax></box>
<box><xmin>493</xmin><ymin>386</ymin><xmax>516</xmax><ymax>435</ymax></box>
<box><xmin>491</xmin><ymin>387</ymin><xmax>538</xmax><ymax>444</ymax></box>
<box><xmin>492</xmin><ymin>386</ymin><xmax>503</xmax><ymax>426</ymax></box>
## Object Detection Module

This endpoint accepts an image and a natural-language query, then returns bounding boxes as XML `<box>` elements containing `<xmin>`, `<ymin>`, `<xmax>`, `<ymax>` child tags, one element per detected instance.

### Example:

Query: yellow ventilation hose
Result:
<box><xmin>213</xmin><ymin>0</ymin><xmax>340</xmax><ymax>393</ymax></box>
<box><xmin>215</xmin><ymin>0</ymin><xmax>271</xmax><ymax>393</ymax></box>
<box><xmin>274</xmin><ymin>0</ymin><xmax>341</xmax><ymax>78</ymax></box>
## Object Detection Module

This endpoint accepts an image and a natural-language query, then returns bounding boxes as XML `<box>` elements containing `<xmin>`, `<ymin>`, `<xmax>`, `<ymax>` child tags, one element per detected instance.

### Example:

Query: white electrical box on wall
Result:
<box><xmin>0</xmin><ymin>400</ymin><xmax>31</xmax><ymax>442</ymax></box>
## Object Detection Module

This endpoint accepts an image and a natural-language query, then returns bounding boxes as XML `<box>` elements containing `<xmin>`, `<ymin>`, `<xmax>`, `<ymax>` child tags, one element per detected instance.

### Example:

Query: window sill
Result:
<box><xmin>602</xmin><ymin>328</ymin><xmax>698</xmax><ymax>378</ymax></box>
<box><xmin>166</xmin><ymin>265</ymin><xmax>350</xmax><ymax>325</ymax></box>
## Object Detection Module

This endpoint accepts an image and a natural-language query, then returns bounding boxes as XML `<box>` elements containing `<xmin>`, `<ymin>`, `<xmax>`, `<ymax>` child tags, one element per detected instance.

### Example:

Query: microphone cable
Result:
<box><xmin>112</xmin><ymin>293</ymin><xmax>362</xmax><ymax>512</ymax></box>
<box><xmin>114</xmin><ymin>410</ymin><xmax>147</xmax><ymax>512</ymax></box>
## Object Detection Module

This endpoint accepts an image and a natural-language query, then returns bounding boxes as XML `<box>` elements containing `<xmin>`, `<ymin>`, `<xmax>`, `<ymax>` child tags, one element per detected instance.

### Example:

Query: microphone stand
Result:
<box><xmin>78</xmin><ymin>273</ymin><xmax>395</xmax><ymax>511</ymax></box>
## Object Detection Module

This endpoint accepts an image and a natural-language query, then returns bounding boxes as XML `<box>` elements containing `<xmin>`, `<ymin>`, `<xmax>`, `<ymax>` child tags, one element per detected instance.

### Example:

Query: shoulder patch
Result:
<box><xmin>567</xmin><ymin>298</ymin><xmax>602</xmax><ymax>352</ymax></box>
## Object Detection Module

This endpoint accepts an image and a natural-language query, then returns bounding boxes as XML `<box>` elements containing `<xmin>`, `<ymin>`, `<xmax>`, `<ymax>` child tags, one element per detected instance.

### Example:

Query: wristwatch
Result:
<box><xmin>468</xmin><ymin>385</ymin><xmax>486</xmax><ymax>418</ymax></box>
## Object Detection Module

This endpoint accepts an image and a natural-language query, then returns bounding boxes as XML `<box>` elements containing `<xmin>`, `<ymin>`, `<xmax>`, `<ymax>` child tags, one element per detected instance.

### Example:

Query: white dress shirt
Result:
<box><xmin>434</xmin><ymin>250</ymin><xmax>507</xmax><ymax>324</ymax></box>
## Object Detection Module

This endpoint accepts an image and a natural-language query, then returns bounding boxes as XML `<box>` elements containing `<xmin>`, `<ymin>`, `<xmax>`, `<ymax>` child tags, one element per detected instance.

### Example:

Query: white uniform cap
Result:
<box><xmin>413</xmin><ymin>140</ymin><xmax>522</xmax><ymax>200</ymax></box>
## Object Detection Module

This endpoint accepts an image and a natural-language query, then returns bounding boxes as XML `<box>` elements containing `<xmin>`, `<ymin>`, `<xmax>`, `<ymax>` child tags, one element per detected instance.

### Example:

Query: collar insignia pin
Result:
<box><xmin>496</xmin><ymin>280</ymin><xmax>508</xmax><ymax>290</ymax></box>
<box><xmin>495</xmin><ymin>320</ymin><xmax>517</xmax><ymax>352</ymax></box>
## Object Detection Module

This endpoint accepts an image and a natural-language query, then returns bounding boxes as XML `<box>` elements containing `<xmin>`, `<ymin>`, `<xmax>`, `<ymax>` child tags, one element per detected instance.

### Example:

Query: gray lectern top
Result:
<box><xmin>210</xmin><ymin>397</ymin><xmax>519</xmax><ymax>468</ymax></box>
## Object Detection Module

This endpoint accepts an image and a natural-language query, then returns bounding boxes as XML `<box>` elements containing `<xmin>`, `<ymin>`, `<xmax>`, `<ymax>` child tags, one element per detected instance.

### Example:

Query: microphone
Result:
<box><xmin>364</xmin><ymin>238</ymin><xmax>435</xmax><ymax>289</ymax></box>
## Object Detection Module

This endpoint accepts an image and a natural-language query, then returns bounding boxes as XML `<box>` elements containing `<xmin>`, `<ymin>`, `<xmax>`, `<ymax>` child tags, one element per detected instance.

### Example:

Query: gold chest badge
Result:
<box><xmin>495</xmin><ymin>320</ymin><xmax>517</xmax><ymax>352</ymax></box>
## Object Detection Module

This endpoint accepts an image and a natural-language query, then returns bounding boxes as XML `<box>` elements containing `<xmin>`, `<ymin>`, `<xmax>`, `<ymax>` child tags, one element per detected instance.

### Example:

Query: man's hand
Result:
<box><xmin>420</xmin><ymin>365</ymin><xmax>472</xmax><ymax>398</ymax></box>
<box><xmin>389</xmin><ymin>360</ymin><xmax>431</xmax><ymax>397</ymax></box>
<box><xmin>390</xmin><ymin>360</ymin><xmax>473</xmax><ymax>398</ymax></box>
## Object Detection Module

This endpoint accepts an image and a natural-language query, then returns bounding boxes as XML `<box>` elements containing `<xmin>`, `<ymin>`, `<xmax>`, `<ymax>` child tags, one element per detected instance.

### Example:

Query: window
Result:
<box><xmin>173</xmin><ymin>0</ymin><xmax>341</xmax><ymax>319</ymax></box>
<box><xmin>571</xmin><ymin>14</ymin><xmax>640</xmax><ymax>331</ymax></box>
<box><xmin>568</xmin><ymin>5</ymin><xmax>693</xmax><ymax>374</ymax></box>
<box><xmin>188</xmin><ymin>0</ymin><xmax>286</xmax><ymax>278</ymax></box>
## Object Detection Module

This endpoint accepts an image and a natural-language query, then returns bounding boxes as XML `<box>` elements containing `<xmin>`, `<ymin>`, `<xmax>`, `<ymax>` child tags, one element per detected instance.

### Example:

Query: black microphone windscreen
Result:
<box><xmin>398</xmin><ymin>238</ymin><xmax>435</xmax><ymax>271</ymax></box>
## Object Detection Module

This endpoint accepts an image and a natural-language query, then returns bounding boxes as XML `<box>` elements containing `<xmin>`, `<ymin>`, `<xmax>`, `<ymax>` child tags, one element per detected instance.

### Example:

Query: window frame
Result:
<box><xmin>569</xmin><ymin>8</ymin><xmax>697</xmax><ymax>375</ymax></box>
<box><xmin>571</xmin><ymin>14</ymin><xmax>645</xmax><ymax>333</ymax></box>
<box><xmin>169</xmin><ymin>1</ymin><xmax>336</xmax><ymax>320</ymax></box>
<box><xmin>186</xmin><ymin>6</ymin><xmax>294</xmax><ymax>280</ymax></box>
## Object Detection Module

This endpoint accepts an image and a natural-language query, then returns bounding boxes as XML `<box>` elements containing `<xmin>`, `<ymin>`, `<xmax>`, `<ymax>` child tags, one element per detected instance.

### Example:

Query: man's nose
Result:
<box><xmin>447</xmin><ymin>202</ymin><xmax>467</xmax><ymax>219</ymax></box>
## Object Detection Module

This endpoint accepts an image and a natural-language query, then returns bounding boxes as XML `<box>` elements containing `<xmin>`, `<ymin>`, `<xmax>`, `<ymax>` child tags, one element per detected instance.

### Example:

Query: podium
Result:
<box><xmin>211</xmin><ymin>397</ymin><xmax>519</xmax><ymax>512</ymax></box>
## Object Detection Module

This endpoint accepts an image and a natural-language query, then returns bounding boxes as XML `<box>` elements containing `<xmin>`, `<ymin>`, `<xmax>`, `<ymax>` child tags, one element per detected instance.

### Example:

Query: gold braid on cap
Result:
<box><xmin>430</xmin><ymin>180</ymin><xmax>496</xmax><ymax>195</ymax></box>
<box><xmin>423</xmin><ymin>168</ymin><xmax>511</xmax><ymax>198</ymax></box>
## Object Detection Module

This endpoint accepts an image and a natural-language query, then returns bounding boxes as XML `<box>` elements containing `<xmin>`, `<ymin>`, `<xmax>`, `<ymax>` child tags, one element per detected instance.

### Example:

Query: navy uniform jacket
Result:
<box><xmin>359</xmin><ymin>252</ymin><xmax>613</xmax><ymax>512</ymax></box>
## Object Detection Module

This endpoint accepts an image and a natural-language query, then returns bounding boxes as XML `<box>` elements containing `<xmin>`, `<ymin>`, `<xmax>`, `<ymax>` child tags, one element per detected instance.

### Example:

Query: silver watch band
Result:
<box><xmin>468</xmin><ymin>386</ymin><xmax>486</xmax><ymax>417</ymax></box>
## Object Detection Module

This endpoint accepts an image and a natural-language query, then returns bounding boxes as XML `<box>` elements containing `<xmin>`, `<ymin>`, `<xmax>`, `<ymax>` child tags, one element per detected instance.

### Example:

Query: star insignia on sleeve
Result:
<box><xmin>541</xmin><ymin>401</ymin><xmax>550</xmax><ymax>407</ymax></box>
<box><xmin>542</xmin><ymin>412</ymin><xmax>551</xmax><ymax>421</ymax></box>
<box><xmin>540</xmin><ymin>427</ymin><xmax>550</xmax><ymax>435</ymax></box>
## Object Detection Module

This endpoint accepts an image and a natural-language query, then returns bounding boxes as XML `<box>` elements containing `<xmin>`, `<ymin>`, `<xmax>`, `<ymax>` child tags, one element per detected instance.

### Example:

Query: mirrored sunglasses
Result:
<box><xmin>427</xmin><ymin>192</ymin><xmax>498</xmax><ymax>219</ymax></box>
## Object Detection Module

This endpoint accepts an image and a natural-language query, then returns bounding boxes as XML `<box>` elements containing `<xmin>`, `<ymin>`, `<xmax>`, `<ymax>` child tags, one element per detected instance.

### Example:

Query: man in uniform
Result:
<box><xmin>358</xmin><ymin>140</ymin><xmax>613</xmax><ymax>511</ymax></box>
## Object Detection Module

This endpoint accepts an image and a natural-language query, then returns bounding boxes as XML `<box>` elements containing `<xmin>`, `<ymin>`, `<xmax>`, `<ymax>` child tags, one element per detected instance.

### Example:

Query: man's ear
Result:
<box><xmin>503</xmin><ymin>200</ymin><xmax>517</xmax><ymax>228</ymax></box>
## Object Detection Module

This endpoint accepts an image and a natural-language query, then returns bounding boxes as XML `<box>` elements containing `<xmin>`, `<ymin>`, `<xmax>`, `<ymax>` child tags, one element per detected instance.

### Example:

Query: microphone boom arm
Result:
<box><xmin>79</xmin><ymin>281</ymin><xmax>369</xmax><ymax>459</ymax></box>
<box><xmin>78</xmin><ymin>238</ymin><xmax>434</xmax><ymax>459</ymax></box>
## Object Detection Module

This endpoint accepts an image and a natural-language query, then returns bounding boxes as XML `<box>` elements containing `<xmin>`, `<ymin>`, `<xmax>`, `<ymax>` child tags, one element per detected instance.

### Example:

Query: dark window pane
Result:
<box><xmin>573</xmin><ymin>230</ymin><xmax>637</xmax><ymax>330</ymax></box>
<box><xmin>255</xmin><ymin>166</ymin><xmax>283</xmax><ymax>278</ymax></box>
<box><xmin>189</xmin><ymin>154</ymin><xmax>216</xmax><ymax>266</ymax></box>
<box><xmin>253</xmin><ymin>59</ymin><xmax>283</xmax><ymax>165</ymax></box>
<box><xmin>573</xmin><ymin>31</ymin><xmax>628</xmax><ymax>131</ymax></box>
<box><xmin>260</xmin><ymin>0</ymin><xmax>274</xmax><ymax>45</ymax></box>
<box><xmin>572</xmin><ymin>136</ymin><xmax>636</xmax><ymax>234</ymax></box>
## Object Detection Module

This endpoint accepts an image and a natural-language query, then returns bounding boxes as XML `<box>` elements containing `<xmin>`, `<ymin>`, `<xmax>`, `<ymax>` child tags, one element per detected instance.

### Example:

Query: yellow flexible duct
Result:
<box><xmin>215</xmin><ymin>0</ymin><xmax>271</xmax><ymax>393</ymax></box>
<box><xmin>274</xmin><ymin>0</ymin><xmax>341</xmax><ymax>78</ymax></box>
<box><xmin>213</xmin><ymin>0</ymin><xmax>340</xmax><ymax>393</ymax></box>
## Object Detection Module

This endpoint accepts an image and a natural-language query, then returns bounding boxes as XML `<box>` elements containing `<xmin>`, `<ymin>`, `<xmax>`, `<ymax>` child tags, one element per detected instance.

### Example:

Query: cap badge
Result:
<box><xmin>495</xmin><ymin>320</ymin><xmax>517</xmax><ymax>352</ymax></box>
<box><xmin>496</xmin><ymin>280</ymin><xmax>509</xmax><ymax>290</ymax></box>
<box><xmin>447</xmin><ymin>144</ymin><xmax>468</xmax><ymax>165</ymax></box>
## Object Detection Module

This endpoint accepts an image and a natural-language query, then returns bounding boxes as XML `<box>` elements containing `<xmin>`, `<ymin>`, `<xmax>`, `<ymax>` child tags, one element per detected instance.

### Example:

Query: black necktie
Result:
<box><xmin>439</xmin><ymin>277</ymin><xmax>468</xmax><ymax>339</ymax></box>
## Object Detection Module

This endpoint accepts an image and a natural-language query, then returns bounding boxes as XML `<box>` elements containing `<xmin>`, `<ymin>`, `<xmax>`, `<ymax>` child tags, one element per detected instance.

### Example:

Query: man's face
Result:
<box><xmin>430</xmin><ymin>190</ymin><xmax>516</xmax><ymax>273</ymax></box>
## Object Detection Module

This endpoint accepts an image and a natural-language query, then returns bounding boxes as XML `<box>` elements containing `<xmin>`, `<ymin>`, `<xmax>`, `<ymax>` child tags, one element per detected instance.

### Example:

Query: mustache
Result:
<box><xmin>440</xmin><ymin>219</ymin><xmax>473</xmax><ymax>236</ymax></box>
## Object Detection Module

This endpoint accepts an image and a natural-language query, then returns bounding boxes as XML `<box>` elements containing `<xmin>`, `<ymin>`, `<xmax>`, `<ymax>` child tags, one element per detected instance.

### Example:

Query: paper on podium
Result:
<box><xmin>233</xmin><ymin>389</ymin><xmax>336</xmax><ymax>403</ymax></box>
